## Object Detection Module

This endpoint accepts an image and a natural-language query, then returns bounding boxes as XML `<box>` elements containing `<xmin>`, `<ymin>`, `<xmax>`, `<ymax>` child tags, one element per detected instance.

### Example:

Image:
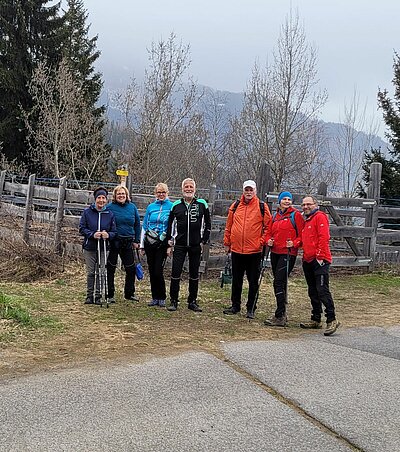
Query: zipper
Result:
<box><xmin>186</xmin><ymin>201</ymin><xmax>191</xmax><ymax>247</ymax></box>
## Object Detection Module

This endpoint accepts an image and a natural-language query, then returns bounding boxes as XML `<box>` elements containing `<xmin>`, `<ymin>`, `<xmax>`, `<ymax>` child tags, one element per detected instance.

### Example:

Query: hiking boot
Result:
<box><xmin>167</xmin><ymin>299</ymin><xmax>178</xmax><ymax>311</ymax></box>
<box><xmin>324</xmin><ymin>320</ymin><xmax>341</xmax><ymax>336</ymax></box>
<box><xmin>223</xmin><ymin>306</ymin><xmax>240</xmax><ymax>315</ymax></box>
<box><xmin>125</xmin><ymin>295</ymin><xmax>139</xmax><ymax>302</ymax></box>
<box><xmin>246</xmin><ymin>310</ymin><xmax>255</xmax><ymax>319</ymax></box>
<box><xmin>108</xmin><ymin>297</ymin><xmax>116</xmax><ymax>304</ymax></box>
<box><xmin>188</xmin><ymin>302</ymin><xmax>202</xmax><ymax>312</ymax></box>
<box><xmin>84</xmin><ymin>297</ymin><xmax>94</xmax><ymax>305</ymax></box>
<box><xmin>300</xmin><ymin>320</ymin><xmax>322</xmax><ymax>329</ymax></box>
<box><xmin>264</xmin><ymin>316</ymin><xmax>287</xmax><ymax>327</ymax></box>
<box><xmin>158</xmin><ymin>300</ymin><xmax>166</xmax><ymax>308</ymax></box>
<box><xmin>148</xmin><ymin>299</ymin><xmax>159</xmax><ymax>306</ymax></box>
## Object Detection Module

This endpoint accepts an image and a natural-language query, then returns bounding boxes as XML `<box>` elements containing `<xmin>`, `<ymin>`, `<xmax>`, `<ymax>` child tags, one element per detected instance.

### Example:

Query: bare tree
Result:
<box><xmin>331</xmin><ymin>89</ymin><xmax>380</xmax><ymax>197</ymax></box>
<box><xmin>200</xmin><ymin>89</ymin><xmax>231</xmax><ymax>185</ymax></box>
<box><xmin>22</xmin><ymin>58</ymin><xmax>108</xmax><ymax>186</ymax></box>
<box><xmin>114</xmin><ymin>33</ymin><xmax>206</xmax><ymax>185</ymax></box>
<box><xmin>228</xmin><ymin>11</ymin><xmax>328</xmax><ymax>190</ymax></box>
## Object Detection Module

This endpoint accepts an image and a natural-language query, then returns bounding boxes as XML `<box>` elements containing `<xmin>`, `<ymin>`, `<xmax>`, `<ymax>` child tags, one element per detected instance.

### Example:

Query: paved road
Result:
<box><xmin>0</xmin><ymin>326</ymin><xmax>399</xmax><ymax>451</ymax></box>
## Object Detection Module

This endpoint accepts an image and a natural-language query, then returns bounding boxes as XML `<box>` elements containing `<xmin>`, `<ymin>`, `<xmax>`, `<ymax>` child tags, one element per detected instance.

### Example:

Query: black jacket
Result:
<box><xmin>167</xmin><ymin>198</ymin><xmax>211</xmax><ymax>247</ymax></box>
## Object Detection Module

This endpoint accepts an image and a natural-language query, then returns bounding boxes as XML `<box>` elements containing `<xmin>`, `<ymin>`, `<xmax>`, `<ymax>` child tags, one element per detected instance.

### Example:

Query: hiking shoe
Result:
<box><xmin>188</xmin><ymin>302</ymin><xmax>202</xmax><ymax>312</ymax></box>
<box><xmin>108</xmin><ymin>297</ymin><xmax>116</xmax><ymax>304</ymax></box>
<box><xmin>167</xmin><ymin>300</ymin><xmax>178</xmax><ymax>311</ymax></box>
<box><xmin>125</xmin><ymin>295</ymin><xmax>139</xmax><ymax>302</ymax></box>
<box><xmin>300</xmin><ymin>320</ymin><xmax>322</xmax><ymax>329</ymax></box>
<box><xmin>223</xmin><ymin>307</ymin><xmax>240</xmax><ymax>315</ymax></box>
<box><xmin>264</xmin><ymin>316</ymin><xmax>287</xmax><ymax>327</ymax></box>
<box><xmin>84</xmin><ymin>298</ymin><xmax>94</xmax><ymax>305</ymax></box>
<box><xmin>158</xmin><ymin>299</ymin><xmax>166</xmax><ymax>308</ymax></box>
<box><xmin>148</xmin><ymin>299</ymin><xmax>159</xmax><ymax>306</ymax></box>
<box><xmin>246</xmin><ymin>310</ymin><xmax>255</xmax><ymax>319</ymax></box>
<box><xmin>324</xmin><ymin>320</ymin><xmax>341</xmax><ymax>336</ymax></box>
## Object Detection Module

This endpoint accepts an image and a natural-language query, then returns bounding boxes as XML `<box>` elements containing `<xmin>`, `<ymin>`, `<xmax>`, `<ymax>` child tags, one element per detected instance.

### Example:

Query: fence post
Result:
<box><xmin>317</xmin><ymin>182</ymin><xmax>327</xmax><ymax>197</ymax></box>
<box><xmin>54</xmin><ymin>176</ymin><xmax>67</xmax><ymax>254</ymax></box>
<box><xmin>202</xmin><ymin>183</ymin><xmax>217</xmax><ymax>275</ymax></box>
<box><xmin>256</xmin><ymin>162</ymin><xmax>275</xmax><ymax>201</ymax></box>
<box><xmin>0</xmin><ymin>170</ymin><xmax>6</xmax><ymax>206</ymax></box>
<box><xmin>365</xmin><ymin>162</ymin><xmax>382</xmax><ymax>270</ymax></box>
<box><xmin>22</xmin><ymin>173</ymin><xmax>35</xmax><ymax>244</ymax></box>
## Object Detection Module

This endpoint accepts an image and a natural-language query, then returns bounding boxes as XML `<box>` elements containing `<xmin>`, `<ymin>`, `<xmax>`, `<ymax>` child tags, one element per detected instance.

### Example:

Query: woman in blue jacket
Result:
<box><xmin>106</xmin><ymin>185</ymin><xmax>141</xmax><ymax>303</ymax></box>
<box><xmin>140</xmin><ymin>183</ymin><xmax>173</xmax><ymax>307</ymax></box>
<box><xmin>79</xmin><ymin>187</ymin><xmax>117</xmax><ymax>304</ymax></box>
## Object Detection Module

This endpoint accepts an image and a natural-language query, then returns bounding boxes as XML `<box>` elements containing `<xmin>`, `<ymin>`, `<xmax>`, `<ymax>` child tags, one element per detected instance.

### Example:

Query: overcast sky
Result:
<box><xmin>78</xmin><ymin>0</ymin><xmax>399</xmax><ymax>138</ymax></box>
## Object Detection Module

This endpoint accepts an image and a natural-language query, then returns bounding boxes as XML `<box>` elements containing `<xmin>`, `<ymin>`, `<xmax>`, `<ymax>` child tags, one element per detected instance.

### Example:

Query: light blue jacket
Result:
<box><xmin>141</xmin><ymin>198</ymin><xmax>173</xmax><ymax>246</ymax></box>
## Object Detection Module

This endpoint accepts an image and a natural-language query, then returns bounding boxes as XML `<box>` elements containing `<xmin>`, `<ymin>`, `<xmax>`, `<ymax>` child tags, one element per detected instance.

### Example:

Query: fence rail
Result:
<box><xmin>2</xmin><ymin>163</ymin><xmax>400</xmax><ymax>268</ymax></box>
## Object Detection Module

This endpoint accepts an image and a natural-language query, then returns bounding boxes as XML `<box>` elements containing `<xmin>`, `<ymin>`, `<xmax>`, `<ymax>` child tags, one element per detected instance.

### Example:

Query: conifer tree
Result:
<box><xmin>61</xmin><ymin>0</ymin><xmax>104</xmax><ymax>117</ymax></box>
<box><xmin>0</xmin><ymin>0</ymin><xmax>64</xmax><ymax>162</ymax></box>
<box><xmin>361</xmin><ymin>52</ymin><xmax>400</xmax><ymax>200</ymax></box>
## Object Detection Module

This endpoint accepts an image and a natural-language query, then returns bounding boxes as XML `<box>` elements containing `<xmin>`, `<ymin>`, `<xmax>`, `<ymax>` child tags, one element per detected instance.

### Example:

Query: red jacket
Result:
<box><xmin>301</xmin><ymin>209</ymin><xmax>332</xmax><ymax>263</ymax></box>
<box><xmin>224</xmin><ymin>195</ymin><xmax>271</xmax><ymax>254</ymax></box>
<box><xmin>264</xmin><ymin>207</ymin><xmax>304</xmax><ymax>256</ymax></box>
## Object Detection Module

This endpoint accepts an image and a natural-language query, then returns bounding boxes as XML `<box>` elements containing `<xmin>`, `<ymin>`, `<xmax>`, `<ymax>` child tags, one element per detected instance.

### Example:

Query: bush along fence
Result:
<box><xmin>1</xmin><ymin>162</ymin><xmax>400</xmax><ymax>271</ymax></box>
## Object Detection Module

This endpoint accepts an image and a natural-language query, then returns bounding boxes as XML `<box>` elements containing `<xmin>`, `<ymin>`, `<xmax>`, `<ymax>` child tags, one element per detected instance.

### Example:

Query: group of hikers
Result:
<box><xmin>79</xmin><ymin>177</ymin><xmax>340</xmax><ymax>337</ymax></box>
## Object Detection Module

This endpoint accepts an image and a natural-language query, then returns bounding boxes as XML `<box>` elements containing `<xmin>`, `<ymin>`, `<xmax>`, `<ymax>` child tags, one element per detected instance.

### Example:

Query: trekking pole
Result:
<box><xmin>95</xmin><ymin>235</ymin><xmax>101</xmax><ymax>305</ymax></box>
<box><xmin>285</xmin><ymin>240</ymin><xmax>291</xmax><ymax>320</ymax></box>
<box><xmin>249</xmin><ymin>245</ymin><xmax>270</xmax><ymax>321</ymax></box>
<box><xmin>102</xmin><ymin>237</ymin><xmax>109</xmax><ymax>308</ymax></box>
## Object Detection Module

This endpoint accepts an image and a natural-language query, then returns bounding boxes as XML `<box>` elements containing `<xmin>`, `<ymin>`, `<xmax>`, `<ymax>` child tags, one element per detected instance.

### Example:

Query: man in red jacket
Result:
<box><xmin>300</xmin><ymin>196</ymin><xmax>340</xmax><ymax>336</ymax></box>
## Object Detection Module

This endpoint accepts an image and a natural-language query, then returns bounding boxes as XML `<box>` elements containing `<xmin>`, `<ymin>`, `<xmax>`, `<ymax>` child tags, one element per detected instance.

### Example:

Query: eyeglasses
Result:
<box><xmin>156</xmin><ymin>191</ymin><xmax>167</xmax><ymax>194</ymax></box>
<box><xmin>116</xmin><ymin>192</ymin><xmax>126</xmax><ymax>196</ymax></box>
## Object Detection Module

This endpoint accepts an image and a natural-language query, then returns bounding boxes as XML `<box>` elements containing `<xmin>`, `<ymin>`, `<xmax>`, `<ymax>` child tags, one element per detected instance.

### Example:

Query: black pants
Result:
<box><xmin>107</xmin><ymin>238</ymin><xmax>136</xmax><ymax>298</ymax></box>
<box><xmin>302</xmin><ymin>259</ymin><xmax>336</xmax><ymax>322</ymax></box>
<box><xmin>270</xmin><ymin>252</ymin><xmax>296</xmax><ymax>318</ymax></box>
<box><xmin>145</xmin><ymin>243</ymin><xmax>168</xmax><ymax>300</ymax></box>
<box><xmin>231</xmin><ymin>251</ymin><xmax>262</xmax><ymax>312</ymax></box>
<box><xmin>170</xmin><ymin>245</ymin><xmax>201</xmax><ymax>303</ymax></box>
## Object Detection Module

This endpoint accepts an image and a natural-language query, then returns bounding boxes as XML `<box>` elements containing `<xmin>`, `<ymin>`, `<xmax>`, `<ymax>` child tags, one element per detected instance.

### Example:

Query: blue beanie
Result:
<box><xmin>93</xmin><ymin>187</ymin><xmax>108</xmax><ymax>200</ymax></box>
<box><xmin>278</xmin><ymin>191</ymin><xmax>293</xmax><ymax>203</ymax></box>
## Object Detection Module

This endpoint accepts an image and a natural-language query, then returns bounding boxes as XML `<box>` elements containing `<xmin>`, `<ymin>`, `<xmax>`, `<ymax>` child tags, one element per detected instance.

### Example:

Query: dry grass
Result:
<box><xmin>1</xmin><ymin>260</ymin><xmax>400</xmax><ymax>380</ymax></box>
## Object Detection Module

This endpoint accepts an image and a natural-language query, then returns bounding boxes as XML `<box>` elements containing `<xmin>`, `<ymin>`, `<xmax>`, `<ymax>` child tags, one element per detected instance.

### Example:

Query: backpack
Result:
<box><xmin>272</xmin><ymin>210</ymin><xmax>298</xmax><ymax>236</ymax></box>
<box><xmin>231</xmin><ymin>199</ymin><xmax>265</xmax><ymax>217</ymax></box>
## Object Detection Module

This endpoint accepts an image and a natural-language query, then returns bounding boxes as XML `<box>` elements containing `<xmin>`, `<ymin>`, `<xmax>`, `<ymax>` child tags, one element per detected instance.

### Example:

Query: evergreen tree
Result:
<box><xmin>358</xmin><ymin>148</ymin><xmax>400</xmax><ymax>199</ymax></box>
<box><xmin>61</xmin><ymin>0</ymin><xmax>104</xmax><ymax>117</ymax></box>
<box><xmin>360</xmin><ymin>52</ymin><xmax>400</xmax><ymax>200</ymax></box>
<box><xmin>0</xmin><ymin>0</ymin><xmax>64</xmax><ymax>162</ymax></box>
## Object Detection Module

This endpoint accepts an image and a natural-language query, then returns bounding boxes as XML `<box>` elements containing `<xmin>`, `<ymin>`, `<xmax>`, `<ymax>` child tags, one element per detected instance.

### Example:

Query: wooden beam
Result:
<box><xmin>325</xmin><ymin>205</ymin><xmax>362</xmax><ymax>256</ymax></box>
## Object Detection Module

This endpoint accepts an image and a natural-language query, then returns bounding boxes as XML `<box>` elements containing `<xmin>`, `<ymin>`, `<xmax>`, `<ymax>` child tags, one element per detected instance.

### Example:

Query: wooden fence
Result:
<box><xmin>1</xmin><ymin>163</ymin><xmax>400</xmax><ymax>270</ymax></box>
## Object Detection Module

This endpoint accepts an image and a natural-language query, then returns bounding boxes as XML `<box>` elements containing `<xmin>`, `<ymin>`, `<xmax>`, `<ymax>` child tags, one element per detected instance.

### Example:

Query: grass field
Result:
<box><xmin>1</xmin><ymin>264</ymin><xmax>400</xmax><ymax>379</ymax></box>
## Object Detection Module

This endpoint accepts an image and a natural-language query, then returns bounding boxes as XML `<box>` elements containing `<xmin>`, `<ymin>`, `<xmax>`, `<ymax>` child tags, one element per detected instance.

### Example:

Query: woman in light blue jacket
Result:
<box><xmin>140</xmin><ymin>183</ymin><xmax>173</xmax><ymax>307</ymax></box>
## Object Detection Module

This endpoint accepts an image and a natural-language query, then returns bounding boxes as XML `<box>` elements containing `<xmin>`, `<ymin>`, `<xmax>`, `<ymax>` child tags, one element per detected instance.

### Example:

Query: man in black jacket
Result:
<box><xmin>166</xmin><ymin>178</ymin><xmax>211</xmax><ymax>312</ymax></box>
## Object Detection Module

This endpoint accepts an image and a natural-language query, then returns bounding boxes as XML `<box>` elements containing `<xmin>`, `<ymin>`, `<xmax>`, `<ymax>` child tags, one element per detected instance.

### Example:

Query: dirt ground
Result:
<box><xmin>1</xmin><ymin>262</ymin><xmax>400</xmax><ymax>381</ymax></box>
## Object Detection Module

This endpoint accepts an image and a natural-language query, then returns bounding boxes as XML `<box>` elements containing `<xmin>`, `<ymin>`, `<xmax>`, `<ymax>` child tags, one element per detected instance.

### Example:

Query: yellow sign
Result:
<box><xmin>116</xmin><ymin>169</ymin><xmax>129</xmax><ymax>176</ymax></box>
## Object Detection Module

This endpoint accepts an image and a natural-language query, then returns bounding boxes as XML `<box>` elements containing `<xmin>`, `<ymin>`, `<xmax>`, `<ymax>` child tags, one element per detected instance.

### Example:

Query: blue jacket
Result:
<box><xmin>79</xmin><ymin>204</ymin><xmax>117</xmax><ymax>251</ymax></box>
<box><xmin>107</xmin><ymin>201</ymin><xmax>141</xmax><ymax>242</ymax></box>
<box><xmin>141</xmin><ymin>199</ymin><xmax>173</xmax><ymax>242</ymax></box>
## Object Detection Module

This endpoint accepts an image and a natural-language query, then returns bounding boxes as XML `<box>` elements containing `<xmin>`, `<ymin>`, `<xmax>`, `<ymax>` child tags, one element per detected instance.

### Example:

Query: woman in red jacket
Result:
<box><xmin>264</xmin><ymin>191</ymin><xmax>304</xmax><ymax>327</ymax></box>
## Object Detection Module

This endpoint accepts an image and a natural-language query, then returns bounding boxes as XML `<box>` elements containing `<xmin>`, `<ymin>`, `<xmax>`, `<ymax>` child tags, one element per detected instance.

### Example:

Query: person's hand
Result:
<box><xmin>267</xmin><ymin>238</ymin><xmax>274</xmax><ymax>247</ymax></box>
<box><xmin>317</xmin><ymin>259</ymin><xmax>324</xmax><ymax>266</ymax></box>
<box><xmin>224</xmin><ymin>245</ymin><xmax>230</xmax><ymax>254</ymax></box>
<box><xmin>94</xmin><ymin>231</ymin><xmax>102</xmax><ymax>239</ymax></box>
<box><xmin>101</xmin><ymin>231</ymin><xmax>109</xmax><ymax>239</ymax></box>
<box><xmin>133</xmin><ymin>242</ymin><xmax>140</xmax><ymax>249</ymax></box>
<box><xmin>168</xmin><ymin>240</ymin><xmax>174</xmax><ymax>247</ymax></box>
<box><xmin>286</xmin><ymin>239</ymin><xmax>293</xmax><ymax>248</ymax></box>
<box><xmin>139</xmin><ymin>248</ymin><xmax>145</xmax><ymax>257</ymax></box>
<box><xmin>167</xmin><ymin>247</ymin><xmax>173</xmax><ymax>257</ymax></box>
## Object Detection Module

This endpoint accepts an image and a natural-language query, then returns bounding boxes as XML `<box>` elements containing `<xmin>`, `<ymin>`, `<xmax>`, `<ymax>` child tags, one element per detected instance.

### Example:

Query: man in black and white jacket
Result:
<box><xmin>166</xmin><ymin>178</ymin><xmax>211</xmax><ymax>312</ymax></box>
